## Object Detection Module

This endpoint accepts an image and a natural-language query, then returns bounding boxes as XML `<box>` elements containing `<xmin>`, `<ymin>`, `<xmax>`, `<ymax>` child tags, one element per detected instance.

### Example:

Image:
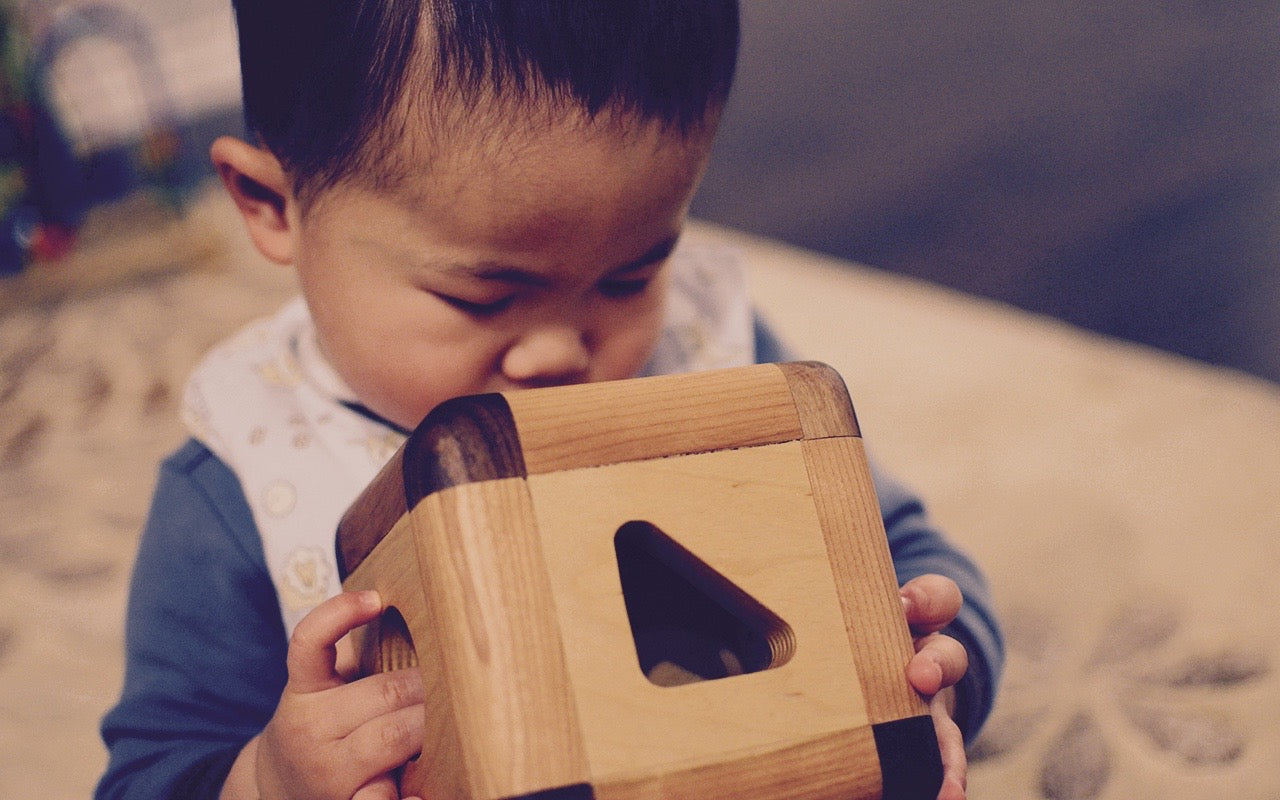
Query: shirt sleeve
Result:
<box><xmin>96</xmin><ymin>440</ymin><xmax>288</xmax><ymax>799</ymax></box>
<box><xmin>752</xmin><ymin>310</ymin><xmax>1004</xmax><ymax>740</ymax></box>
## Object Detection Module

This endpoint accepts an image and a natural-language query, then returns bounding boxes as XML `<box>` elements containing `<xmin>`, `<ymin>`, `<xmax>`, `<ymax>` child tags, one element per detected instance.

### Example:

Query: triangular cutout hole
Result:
<box><xmin>614</xmin><ymin>520</ymin><xmax>795</xmax><ymax>687</ymax></box>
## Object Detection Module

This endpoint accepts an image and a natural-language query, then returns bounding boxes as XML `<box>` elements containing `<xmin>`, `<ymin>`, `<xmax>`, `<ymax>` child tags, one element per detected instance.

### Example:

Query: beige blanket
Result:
<box><xmin>2</xmin><ymin>187</ymin><xmax>1276</xmax><ymax>798</ymax></box>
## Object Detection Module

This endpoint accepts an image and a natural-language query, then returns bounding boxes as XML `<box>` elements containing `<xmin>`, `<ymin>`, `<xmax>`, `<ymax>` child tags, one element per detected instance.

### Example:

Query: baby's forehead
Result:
<box><xmin>307</xmin><ymin>100</ymin><xmax>712</xmax><ymax>257</ymax></box>
<box><xmin>379</xmin><ymin>95</ymin><xmax>710</xmax><ymax>183</ymax></box>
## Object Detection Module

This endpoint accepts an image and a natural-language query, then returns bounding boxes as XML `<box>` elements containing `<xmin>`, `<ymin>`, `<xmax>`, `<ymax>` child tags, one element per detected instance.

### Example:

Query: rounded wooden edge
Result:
<box><xmin>336</xmin><ymin>447</ymin><xmax>409</xmax><ymax>581</ymax></box>
<box><xmin>775</xmin><ymin>361</ymin><xmax>861</xmax><ymax>439</ymax></box>
<box><xmin>872</xmin><ymin>715</ymin><xmax>944</xmax><ymax>800</ymax></box>
<box><xmin>402</xmin><ymin>392</ymin><xmax>527</xmax><ymax>504</ymax></box>
<box><xmin>336</xmin><ymin>392</ymin><xmax>526</xmax><ymax>579</ymax></box>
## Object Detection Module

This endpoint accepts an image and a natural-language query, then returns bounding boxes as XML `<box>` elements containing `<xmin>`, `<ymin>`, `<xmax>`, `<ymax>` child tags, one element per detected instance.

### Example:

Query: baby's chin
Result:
<box><xmin>353</xmin><ymin>394</ymin><xmax>437</xmax><ymax>433</ymax></box>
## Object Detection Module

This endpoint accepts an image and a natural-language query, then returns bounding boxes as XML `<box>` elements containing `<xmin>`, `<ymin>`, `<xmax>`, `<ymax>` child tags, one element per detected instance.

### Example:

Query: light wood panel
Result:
<box><xmin>504</xmin><ymin>363</ymin><xmax>803</xmax><ymax>474</ymax></box>
<box><xmin>528</xmin><ymin>443</ymin><xmax>870</xmax><ymax>794</ymax></box>
<box><xmin>344</xmin><ymin>482</ymin><xmax>591</xmax><ymax>799</ymax></box>
<box><xmin>803</xmin><ymin>435</ymin><xmax>929</xmax><ymax>724</ymax></box>
<box><xmin>594</xmin><ymin>727</ymin><xmax>882</xmax><ymax>800</ymax></box>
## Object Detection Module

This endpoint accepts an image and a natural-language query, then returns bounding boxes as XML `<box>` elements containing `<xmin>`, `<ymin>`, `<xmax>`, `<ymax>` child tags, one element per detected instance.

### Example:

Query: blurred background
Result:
<box><xmin>3</xmin><ymin>0</ymin><xmax>1278</xmax><ymax>383</ymax></box>
<box><xmin>694</xmin><ymin>1</ymin><xmax>1280</xmax><ymax>384</ymax></box>
<box><xmin>3</xmin><ymin>4</ymin><xmax>1278</xmax><ymax>797</ymax></box>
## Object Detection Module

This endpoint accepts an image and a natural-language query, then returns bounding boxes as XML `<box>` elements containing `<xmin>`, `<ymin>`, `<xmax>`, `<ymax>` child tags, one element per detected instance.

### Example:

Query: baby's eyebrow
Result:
<box><xmin>442</xmin><ymin>262</ymin><xmax>552</xmax><ymax>287</ymax></box>
<box><xmin>615</xmin><ymin>234</ymin><xmax>680</xmax><ymax>274</ymax></box>
<box><xmin>436</xmin><ymin>233</ymin><xmax>681</xmax><ymax>284</ymax></box>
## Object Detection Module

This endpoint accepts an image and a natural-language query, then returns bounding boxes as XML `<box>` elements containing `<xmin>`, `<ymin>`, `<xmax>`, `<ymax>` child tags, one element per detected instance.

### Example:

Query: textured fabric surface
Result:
<box><xmin>2</xmin><ymin>189</ymin><xmax>1277</xmax><ymax>799</ymax></box>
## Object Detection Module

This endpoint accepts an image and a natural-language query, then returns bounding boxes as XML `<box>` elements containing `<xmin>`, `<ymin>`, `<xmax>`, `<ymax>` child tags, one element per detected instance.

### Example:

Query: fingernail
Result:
<box><xmin>360</xmin><ymin>589</ymin><xmax>382</xmax><ymax>611</ymax></box>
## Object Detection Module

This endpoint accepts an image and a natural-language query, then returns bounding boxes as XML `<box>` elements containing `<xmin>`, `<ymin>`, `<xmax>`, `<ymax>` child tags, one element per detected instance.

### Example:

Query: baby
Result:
<box><xmin>97</xmin><ymin>3</ymin><xmax>1001</xmax><ymax>799</ymax></box>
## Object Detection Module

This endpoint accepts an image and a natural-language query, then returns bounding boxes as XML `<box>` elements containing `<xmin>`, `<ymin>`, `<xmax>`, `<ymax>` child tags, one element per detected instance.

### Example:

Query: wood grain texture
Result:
<box><xmin>503</xmin><ymin>364</ymin><xmax>804</xmax><ymax>474</ymax></box>
<box><xmin>343</xmin><ymin>480</ymin><xmax>589</xmax><ymax>800</ymax></box>
<box><xmin>594</xmin><ymin>727</ymin><xmax>882</xmax><ymax>800</ymax></box>
<box><xmin>336</xmin><ymin>392</ymin><xmax>524</xmax><ymax>579</ymax></box>
<box><xmin>401</xmin><ymin>393</ymin><xmax>526</xmax><ymax>502</ymax></box>
<box><xmin>777</xmin><ymin>361</ymin><xmax>861</xmax><ymax>439</ymax></box>
<box><xmin>527</xmin><ymin>443</ymin><xmax>874</xmax><ymax>791</ymax></box>
<box><xmin>407</xmin><ymin>479</ymin><xmax>588</xmax><ymax>799</ymax></box>
<box><xmin>335</xmin><ymin>445</ymin><xmax>408</xmax><ymax>580</ymax></box>
<box><xmin>802</xmin><ymin>435</ymin><xmax>929</xmax><ymax>724</ymax></box>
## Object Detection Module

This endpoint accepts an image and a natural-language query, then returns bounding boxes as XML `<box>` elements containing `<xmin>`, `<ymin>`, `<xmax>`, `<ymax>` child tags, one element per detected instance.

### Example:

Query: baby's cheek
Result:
<box><xmin>345</xmin><ymin>356</ymin><xmax>442</xmax><ymax>431</ymax></box>
<box><xmin>606</xmin><ymin>305</ymin><xmax>667</xmax><ymax>379</ymax></box>
<box><xmin>603</xmin><ymin>331</ymin><xmax>661</xmax><ymax>381</ymax></box>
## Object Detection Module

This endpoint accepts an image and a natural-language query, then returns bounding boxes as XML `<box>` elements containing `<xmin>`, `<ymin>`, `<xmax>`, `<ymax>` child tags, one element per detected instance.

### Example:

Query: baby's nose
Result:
<box><xmin>501</xmin><ymin>324</ymin><xmax>590</xmax><ymax>387</ymax></box>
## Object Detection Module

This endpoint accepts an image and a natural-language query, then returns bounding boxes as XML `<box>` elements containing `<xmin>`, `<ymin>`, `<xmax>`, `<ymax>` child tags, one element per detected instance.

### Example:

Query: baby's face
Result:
<box><xmin>291</xmin><ymin>114</ymin><xmax>715</xmax><ymax>431</ymax></box>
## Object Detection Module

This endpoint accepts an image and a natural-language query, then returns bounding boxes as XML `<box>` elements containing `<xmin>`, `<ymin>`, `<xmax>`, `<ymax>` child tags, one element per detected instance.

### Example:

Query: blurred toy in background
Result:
<box><xmin>0</xmin><ymin>1</ymin><xmax>191</xmax><ymax>276</ymax></box>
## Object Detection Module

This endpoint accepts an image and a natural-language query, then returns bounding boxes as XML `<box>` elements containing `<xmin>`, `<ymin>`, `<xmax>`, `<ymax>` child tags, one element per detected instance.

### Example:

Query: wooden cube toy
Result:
<box><xmin>337</xmin><ymin>361</ymin><xmax>943</xmax><ymax>799</ymax></box>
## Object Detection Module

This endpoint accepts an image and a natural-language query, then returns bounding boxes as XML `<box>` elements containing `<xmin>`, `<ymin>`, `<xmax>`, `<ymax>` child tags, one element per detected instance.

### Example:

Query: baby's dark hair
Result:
<box><xmin>231</xmin><ymin>0</ymin><xmax>739</xmax><ymax>203</ymax></box>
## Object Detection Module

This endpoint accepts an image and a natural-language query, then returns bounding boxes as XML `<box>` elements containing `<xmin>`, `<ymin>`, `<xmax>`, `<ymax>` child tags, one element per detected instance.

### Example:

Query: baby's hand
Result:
<box><xmin>900</xmin><ymin>574</ymin><xmax>969</xmax><ymax>800</ymax></box>
<box><xmin>254</xmin><ymin>591</ymin><xmax>425</xmax><ymax>800</ymax></box>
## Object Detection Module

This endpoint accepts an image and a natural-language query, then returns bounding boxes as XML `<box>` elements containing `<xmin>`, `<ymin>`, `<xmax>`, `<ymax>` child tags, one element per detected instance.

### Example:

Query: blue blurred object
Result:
<box><xmin>0</xmin><ymin>2</ymin><xmax>192</xmax><ymax>275</ymax></box>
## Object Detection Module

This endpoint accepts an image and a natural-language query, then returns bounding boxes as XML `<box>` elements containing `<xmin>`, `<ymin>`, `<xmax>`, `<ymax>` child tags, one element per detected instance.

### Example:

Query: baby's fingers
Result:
<box><xmin>353</xmin><ymin>772</ymin><xmax>426</xmax><ymax>800</ymax></box>
<box><xmin>907</xmin><ymin>633</ymin><xmax>969</xmax><ymax>697</ymax></box>
<box><xmin>287</xmin><ymin>591</ymin><xmax>383</xmax><ymax>695</ymax></box>
<box><xmin>350</xmin><ymin>776</ymin><xmax>399</xmax><ymax>800</ymax></box>
<box><xmin>344</xmin><ymin>668</ymin><xmax>425</xmax><ymax>721</ymax></box>
<box><xmin>344</xmin><ymin>702</ymin><xmax>426</xmax><ymax>785</ymax></box>
<box><xmin>900</xmin><ymin>574</ymin><xmax>962</xmax><ymax>635</ymax></box>
<box><xmin>931</xmin><ymin>693</ymin><xmax>968</xmax><ymax>800</ymax></box>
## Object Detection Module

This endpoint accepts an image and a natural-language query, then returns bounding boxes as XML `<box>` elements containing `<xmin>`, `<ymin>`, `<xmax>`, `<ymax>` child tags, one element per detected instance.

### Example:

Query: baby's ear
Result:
<box><xmin>210</xmin><ymin>136</ymin><xmax>296</xmax><ymax>265</ymax></box>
